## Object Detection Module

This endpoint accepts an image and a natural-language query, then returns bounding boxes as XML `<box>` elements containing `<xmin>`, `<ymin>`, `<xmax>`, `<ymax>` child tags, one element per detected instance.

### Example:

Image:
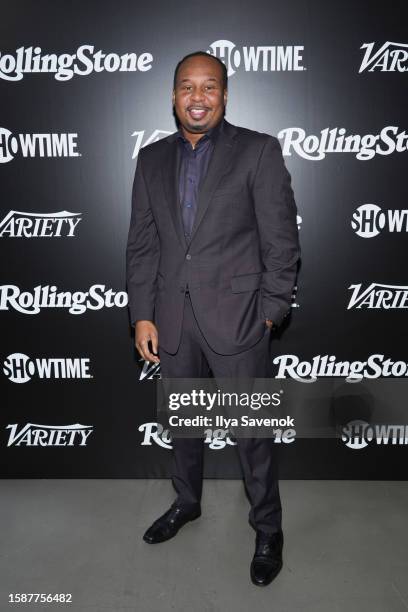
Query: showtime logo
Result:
<box><xmin>0</xmin><ymin>128</ymin><xmax>79</xmax><ymax>163</ymax></box>
<box><xmin>6</xmin><ymin>423</ymin><xmax>93</xmax><ymax>446</ymax></box>
<box><xmin>278</xmin><ymin>126</ymin><xmax>408</xmax><ymax>160</ymax></box>
<box><xmin>351</xmin><ymin>204</ymin><xmax>408</xmax><ymax>238</ymax></box>
<box><xmin>207</xmin><ymin>40</ymin><xmax>305</xmax><ymax>76</ymax></box>
<box><xmin>131</xmin><ymin>129</ymin><xmax>173</xmax><ymax>159</ymax></box>
<box><xmin>359</xmin><ymin>42</ymin><xmax>408</xmax><ymax>73</ymax></box>
<box><xmin>0</xmin><ymin>284</ymin><xmax>128</xmax><ymax>315</ymax></box>
<box><xmin>273</xmin><ymin>354</ymin><xmax>408</xmax><ymax>381</ymax></box>
<box><xmin>342</xmin><ymin>420</ymin><xmax>408</xmax><ymax>449</ymax></box>
<box><xmin>0</xmin><ymin>211</ymin><xmax>82</xmax><ymax>238</ymax></box>
<box><xmin>2</xmin><ymin>353</ymin><xmax>92</xmax><ymax>383</ymax></box>
<box><xmin>0</xmin><ymin>45</ymin><xmax>153</xmax><ymax>81</ymax></box>
<box><xmin>348</xmin><ymin>283</ymin><xmax>408</xmax><ymax>309</ymax></box>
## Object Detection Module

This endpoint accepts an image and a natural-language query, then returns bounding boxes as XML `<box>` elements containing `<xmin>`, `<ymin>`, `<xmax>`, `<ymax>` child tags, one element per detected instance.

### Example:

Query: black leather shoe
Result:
<box><xmin>250</xmin><ymin>529</ymin><xmax>283</xmax><ymax>586</ymax></box>
<box><xmin>143</xmin><ymin>503</ymin><xmax>201</xmax><ymax>544</ymax></box>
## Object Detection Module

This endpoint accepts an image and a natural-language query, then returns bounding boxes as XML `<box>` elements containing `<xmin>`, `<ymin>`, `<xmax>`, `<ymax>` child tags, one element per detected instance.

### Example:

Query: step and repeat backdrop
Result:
<box><xmin>1</xmin><ymin>0</ymin><xmax>407</xmax><ymax>478</ymax></box>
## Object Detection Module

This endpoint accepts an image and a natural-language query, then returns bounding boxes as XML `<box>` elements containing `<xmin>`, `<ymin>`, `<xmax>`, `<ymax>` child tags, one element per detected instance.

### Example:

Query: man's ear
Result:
<box><xmin>172</xmin><ymin>90</ymin><xmax>175</xmax><ymax>105</ymax></box>
<box><xmin>223</xmin><ymin>89</ymin><xmax>228</xmax><ymax>105</ymax></box>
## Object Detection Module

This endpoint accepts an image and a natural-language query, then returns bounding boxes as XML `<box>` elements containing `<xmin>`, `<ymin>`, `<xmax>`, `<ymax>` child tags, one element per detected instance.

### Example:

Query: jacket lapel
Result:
<box><xmin>161</xmin><ymin>119</ymin><xmax>238</xmax><ymax>250</ymax></box>
<box><xmin>161</xmin><ymin>136</ymin><xmax>187</xmax><ymax>249</ymax></box>
<box><xmin>189</xmin><ymin>120</ymin><xmax>238</xmax><ymax>243</ymax></box>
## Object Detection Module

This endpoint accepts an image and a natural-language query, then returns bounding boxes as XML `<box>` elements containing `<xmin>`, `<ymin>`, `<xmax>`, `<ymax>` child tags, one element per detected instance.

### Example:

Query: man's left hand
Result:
<box><xmin>265</xmin><ymin>319</ymin><xmax>273</xmax><ymax>329</ymax></box>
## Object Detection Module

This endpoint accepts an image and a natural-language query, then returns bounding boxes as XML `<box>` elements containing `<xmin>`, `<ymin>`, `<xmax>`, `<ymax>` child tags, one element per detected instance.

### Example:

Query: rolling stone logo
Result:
<box><xmin>359</xmin><ymin>42</ymin><xmax>408</xmax><ymax>73</ymax></box>
<box><xmin>342</xmin><ymin>420</ymin><xmax>408</xmax><ymax>450</ymax></box>
<box><xmin>6</xmin><ymin>423</ymin><xmax>93</xmax><ymax>446</ymax></box>
<box><xmin>139</xmin><ymin>422</ymin><xmax>295</xmax><ymax>450</ymax></box>
<box><xmin>347</xmin><ymin>283</ymin><xmax>408</xmax><ymax>309</ymax></box>
<box><xmin>351</xmin><ymin>204</ymin><xmax>408</xmax><ymax>238</ymax></box>
<box><xmin>0</xmin><ymin>284</ymin><xmax>128</xmax><ymax>315</ymax></box>
<box><xmin>206</xmin><ymin>40</ymin><xmax>305</xmax><ymax>76</ymax></box>
<box><xmin>0</xmin><ymin>211</ymin><xmax>82</xmax><ymax>238</ymax></box>
<box><xmin>273</xmin><ymin>354</ymin><xmax>408</xmax><ymax>380</ymax></box>
<box><xmin>0</xmin><ymin>128</ymin><xmax>79</xmax><ymax>163</ymax></box>
<box><xmin>0</xmin><ymin>45</ymin><xmax>153</xmax><ymax>81</ymax></box>
<box><xmin>3</xmin><ymin>353</ymin><xmax>92</xmax><ymax>383</ymax></box>
<box><xmin>278</xmin><ymin>126</ymin><xmax>408</xmax><ymax>160</ymax></box>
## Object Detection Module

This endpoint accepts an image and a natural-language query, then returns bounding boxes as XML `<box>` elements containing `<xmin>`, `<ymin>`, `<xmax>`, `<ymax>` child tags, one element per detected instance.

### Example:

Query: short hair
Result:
<box><xmin>173</xmin><ymin>51</ymin><xmax>228</xmax><ymax>91</ymax></box>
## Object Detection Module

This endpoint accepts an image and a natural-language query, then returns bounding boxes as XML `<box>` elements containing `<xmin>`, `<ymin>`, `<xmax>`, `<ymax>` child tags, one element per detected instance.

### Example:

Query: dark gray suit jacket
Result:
<box><xmin>126</xmin><ymin>118</ymin><xmax>300</xmax><ymax>355</ymax></box>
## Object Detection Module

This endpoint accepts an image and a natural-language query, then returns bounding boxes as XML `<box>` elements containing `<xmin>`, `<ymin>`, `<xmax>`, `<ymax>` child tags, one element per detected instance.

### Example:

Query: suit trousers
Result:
<box><xmin>159</xmin><ymin>291</ymin><xmax>282</xmax><ymax>534</ymax></box>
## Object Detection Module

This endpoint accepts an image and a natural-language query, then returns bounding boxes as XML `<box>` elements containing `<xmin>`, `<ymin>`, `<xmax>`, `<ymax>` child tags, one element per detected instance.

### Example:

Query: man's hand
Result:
<box><xmin>265</xmin><ymin>319</ymin><xmax>273</xmax><ymax>329</ymax></box>
<box><xmin>135</xmin><ymin>320</ymin><xmax>160</xmax><ymax>363</ymax></box>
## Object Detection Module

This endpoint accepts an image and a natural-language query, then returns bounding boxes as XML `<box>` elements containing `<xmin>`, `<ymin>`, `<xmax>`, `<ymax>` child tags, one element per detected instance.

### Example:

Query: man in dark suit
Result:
<box><xmin>126</xmin><ymin>51</ymin><xmax>300</xmax><ymax>586</ymax></box>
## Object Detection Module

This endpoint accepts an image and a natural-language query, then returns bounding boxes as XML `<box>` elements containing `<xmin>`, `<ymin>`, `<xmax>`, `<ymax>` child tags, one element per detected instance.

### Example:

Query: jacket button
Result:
<box><xmin>186</xmin><ymin>254</ymin><xmax>192</xmax><ymax>260</ymax></box>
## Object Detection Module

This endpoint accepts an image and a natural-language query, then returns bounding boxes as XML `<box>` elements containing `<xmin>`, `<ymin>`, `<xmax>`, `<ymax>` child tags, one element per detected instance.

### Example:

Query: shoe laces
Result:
<box><xmin>255</xmin><ymin>530</ymin><xmax>282</xmax><ymax>557</ymax></box>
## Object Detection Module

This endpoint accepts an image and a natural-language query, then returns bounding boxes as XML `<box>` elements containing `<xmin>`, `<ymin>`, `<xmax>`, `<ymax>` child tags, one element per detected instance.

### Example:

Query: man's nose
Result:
<box><xmin>190</xmin><ymin>88</ymin><xmax>206</xmax><ymax>102</ymax></box>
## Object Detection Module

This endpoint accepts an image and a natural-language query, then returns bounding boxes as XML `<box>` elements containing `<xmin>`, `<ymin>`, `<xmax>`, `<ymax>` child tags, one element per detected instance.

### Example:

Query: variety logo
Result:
<box><xmin>348</xmin><ymin>283</ymin><xmax>408</xmax><ymax>309</ymax></box>
<box><xmin>342</xmin><ymin>420</ymin><xmax>408</xmax><ymax>449</ymax></box>
<box><xmin>3</xmin><ymin>353</ymin><xmax>92</xmax><ymax>383</ymax></box>
<box><xmin>0</xmin><ymin>210</ymin><xmax>82</xmax><ymax>238</ymax></box>
<box><xmin>139</xmin><ymin>358</ymin><xmax>161</xmax><ymax>381</ymax></box>
<box><xmin>0</xmin><ymin>128</ymin><xmax>79</xmax><ymax>163</ymax></box>
<box><xmin>0</xmin><ymin>284</ymin><xmax>128</xmax><ymax>315</ymax></box>
<box><xmin>0</xmin><ymin>45</ymin><xmax>153</xmax><ymax>81</ymax></box>
<box><xmin>278</xmin><ymin>126</ymin><xmax>408</xmax><ymax>160</ymax></box>
<box><xmin>132</xmin><ymin>129</ymin><xmax>173</xmax><ymax>159</ymax></box>
<box><xmin>273</xmin><ymin>354</ymin><xmax>408</xmax><ymax>381</ymax></box>
<box><xmin>6</xmin><ymin>423</ymin><xmax>93</xmax><ymax>446</ymax></box>
<box><xmin>359</xmin><ymin>42</ymin><xmax>408</xmax><ymax>73</ymax></box>
<box><xmin>351</xmin><ymin>204</ymin><xmax>408</xmax><ymax>238</ymax></box>
<box><xmin>207</xmin><ymin>40</ymin><xmax>305</xmax><ymax>76</ymax></box>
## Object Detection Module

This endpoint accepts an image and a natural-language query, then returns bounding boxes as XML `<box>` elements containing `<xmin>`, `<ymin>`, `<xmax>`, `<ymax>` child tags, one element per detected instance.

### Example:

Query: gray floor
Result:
<box><xmin>1</xmin><ymin>480</ymin><xmax>408</xmax><ymax>612</ymax></box>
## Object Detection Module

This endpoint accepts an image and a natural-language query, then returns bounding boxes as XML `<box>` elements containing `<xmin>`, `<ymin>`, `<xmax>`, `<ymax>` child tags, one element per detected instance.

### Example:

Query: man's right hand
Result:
<box><xmin>135</xmin><ymin>321</ymin><xmax>160</xmax><ymax>363</ymax></box>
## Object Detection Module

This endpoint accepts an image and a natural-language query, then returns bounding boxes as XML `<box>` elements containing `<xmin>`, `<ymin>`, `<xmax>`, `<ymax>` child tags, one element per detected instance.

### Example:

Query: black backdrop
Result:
<box><xmin>1</xmin><ymin>0</ymin><xmax>407</xmax><ymax>478</ymax></box>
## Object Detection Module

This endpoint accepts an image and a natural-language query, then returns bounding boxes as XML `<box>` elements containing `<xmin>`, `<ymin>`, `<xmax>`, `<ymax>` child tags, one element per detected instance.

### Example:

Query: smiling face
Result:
<box><xmin>172</xmin><ymin>54</ymin><xmax>227</xmax><ymax>141</ymax></box>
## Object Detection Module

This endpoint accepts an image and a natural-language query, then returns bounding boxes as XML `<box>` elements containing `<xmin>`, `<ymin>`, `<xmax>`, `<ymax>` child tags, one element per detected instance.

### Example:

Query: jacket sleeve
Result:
<box><xmin>126</xmin><ymin>149</ymin><xmax>160</xmax><ymax>326</ymax></box>
<box><xmin>252</xmin><ymin>136</ymin><xmax>300</xmax><ymax>327</ymax></box>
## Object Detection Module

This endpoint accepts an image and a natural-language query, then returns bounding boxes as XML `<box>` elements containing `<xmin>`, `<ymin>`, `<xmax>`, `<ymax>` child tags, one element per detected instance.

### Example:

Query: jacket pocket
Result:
<box><xmin>230</xmin><ymin>272</ymin><xmax>262</xmax><ymax>293</ymax></box>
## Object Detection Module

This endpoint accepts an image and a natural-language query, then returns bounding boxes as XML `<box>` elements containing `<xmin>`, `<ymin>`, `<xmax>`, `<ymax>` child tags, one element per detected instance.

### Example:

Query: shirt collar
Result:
<box><xmin>176</xmin><ymin>116</ymin><xmax>225</xmax><ymax>147</ymax></box>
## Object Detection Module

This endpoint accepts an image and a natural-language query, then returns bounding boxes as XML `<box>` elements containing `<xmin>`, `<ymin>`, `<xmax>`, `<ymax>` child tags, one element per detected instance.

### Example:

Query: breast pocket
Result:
<box><xmin>212</xmin><ymin>188</ymin><xmax>242</xmax><ymax>199</ymax></box>
<box><xmin>212</xmin><ymin>184</ymin><xmax>245</xmax><ymax>201</ymax></box>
